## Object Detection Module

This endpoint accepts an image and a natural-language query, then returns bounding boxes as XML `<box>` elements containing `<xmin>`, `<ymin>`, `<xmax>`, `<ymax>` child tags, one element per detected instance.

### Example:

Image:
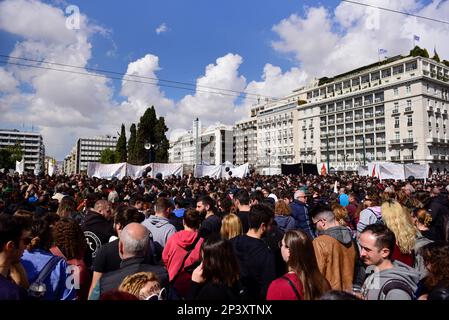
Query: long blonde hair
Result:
<box><xmin>381</xmin><ymin>200</ymin><xmax>416</xmax><ymax>254</ymax></box>
<box><xmin>220</xmin><ymin>213</ymin><xmax>243</xmax><ymax>240</ymax></box>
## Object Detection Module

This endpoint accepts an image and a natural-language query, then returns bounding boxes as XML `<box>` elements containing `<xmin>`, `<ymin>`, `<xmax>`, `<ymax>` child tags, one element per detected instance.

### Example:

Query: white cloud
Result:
<box><xmin>167</xmin><ymin>53</ymin><xmax>247</xmax><ymax>131</ymax></box>
<box><xmin>155</xmin><ymin>23</ymin><xmax>168</xmax><ymax>34</ymax></box>
<box><xmin>0</xmin><ymin>67</ymin><xmax>19</xmax><ymax>93</ymax></box>
<box><xmin>272</xmin><ymin>0</ymin><xmax>449</xmax><ymax>78</ymax></box>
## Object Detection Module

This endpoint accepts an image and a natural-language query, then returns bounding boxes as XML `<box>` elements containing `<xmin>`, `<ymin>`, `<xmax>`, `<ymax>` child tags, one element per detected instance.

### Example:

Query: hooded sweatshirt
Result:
<box><xmin>142</xmin><ymin>215</ymin><xmax>176</xmax><ymax>250</ymax></box>
<box><xmin>274</xmin><ymin>215</ymin><xmax>296</xmax><ymax>233</ymax></box>
<box><xmin>357</xmin><ymin>206</ymin><xmax>382</xmax><ymax>235</ymax></box>
<box><xmin>231</xmin><ymin>235</ymin><xmax>276</xmax><ymax>300</ymax></box>
<box><xmin>362</xmin><ymin>260</ymin><xmax>420</xmax><ymax>300</ymax></box>
<box><xmin>81</xmin><ymin>210</ymin><xmax>114</xmax><ymax>260</ymax></box>
<box><xmin>162</xmin><ymin>230</ymin><xmax>204</xmax><ymax>281</ymax></box>
<box><xmin>312</xmin><ymin>226</ymin><xmax>357</xmax><ymax>291</ymax></box>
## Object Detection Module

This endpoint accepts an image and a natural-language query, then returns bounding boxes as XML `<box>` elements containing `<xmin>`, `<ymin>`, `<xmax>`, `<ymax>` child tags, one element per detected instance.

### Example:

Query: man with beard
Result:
<box><xmin>196</xmin><ymin>196</ymin><xmax>221</xmax><ymax>240</ymax></box>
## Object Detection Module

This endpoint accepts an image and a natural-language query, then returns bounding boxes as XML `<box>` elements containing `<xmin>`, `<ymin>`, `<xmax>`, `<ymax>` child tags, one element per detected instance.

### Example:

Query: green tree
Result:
<box><xmin>135</xmin><ymin>106</ymin><xmax>157</xmax><ymax>164</ymax></box>
<box><xmin>7</xmin><ymin>141</ymin><xmax>23</xmax><ymax>163</ymax></box>
<box><xmin>116</xmin><ymin>124</ymin><xmax>127</xmax><ymax>163</ymax></box>
<box><xmin>128</xmin><ymin>123</ymin><xmax>137</xmax><ymax>164</ymax></box>
<box><xmin>432</xmin><ymin>49</ymin><xmax>440</xmax><ymax>63</ymax></box>
<box><xmin>0</xmin><ymin>149</ymin><xmax>14</xmax><ymax>169</ymax></box>
<box><xmin>154</xmin><ymin>116</ymin><xmax>170</xmax><ymax>163</ymax></box>
<box><xmin>99</xmin><ymin>148</ymin><xmax>118</xmax><ymax>164</ymax></box>
<box><xmin>409</xmin><ymin>45</ymin><xmax>429</xmax><ymax>58</ymax></box>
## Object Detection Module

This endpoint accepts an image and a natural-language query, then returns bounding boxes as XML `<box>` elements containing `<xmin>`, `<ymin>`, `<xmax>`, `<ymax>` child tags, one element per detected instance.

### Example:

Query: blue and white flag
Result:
<box><xmin>414</xmin><ymin>35</ymin><xmax>420</xmax><ymax>41</ymax></box>
<box><xmin>378</xmin><ymin>48</ymin><xmax>387</xmax><ymax>55</ymax></box>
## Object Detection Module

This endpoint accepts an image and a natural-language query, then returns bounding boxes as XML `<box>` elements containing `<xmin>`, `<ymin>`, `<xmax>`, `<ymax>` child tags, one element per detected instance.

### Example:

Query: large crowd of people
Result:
<box><xmin>1</xmin><ymin>170</ymin><xmax>449</xmax><ymax>300</ymax></box>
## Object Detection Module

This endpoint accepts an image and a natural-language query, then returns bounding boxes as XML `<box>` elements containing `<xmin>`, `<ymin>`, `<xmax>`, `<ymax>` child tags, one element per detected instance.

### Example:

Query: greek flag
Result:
<box><xmin>414</xmin><ymin>35</ymin><xmax>420</xmax><ymax>41</ymax></box>
<box><xmin>378</xmin><ymin>48</ymin><xmax>387</xmax><ymax>55</ymax></box>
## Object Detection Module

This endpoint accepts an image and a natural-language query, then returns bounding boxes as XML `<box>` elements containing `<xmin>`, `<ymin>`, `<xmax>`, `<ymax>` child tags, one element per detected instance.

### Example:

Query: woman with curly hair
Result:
<box><xmin>380</xmin><ymin>200</ymin><xmax>417</xmax><ymax>266</ymax></box>
<box><xmin>418</xmin><ymin>242</ymin><xmax>449</xmax><ymax>300</ymax></box>
<box><xmin>119</xmin><ymin>272</ymin><xmax>164</xmax><ymax>300</ymax></box>
<box><xmin>412</xmin><ymin>208</ymin><xmax>433</xmax><ymax>241</ymax></box>
<box><xmin>51</xmin><ymin>218</ymin><xmax>90</xmax><ymax>300</ymax></box>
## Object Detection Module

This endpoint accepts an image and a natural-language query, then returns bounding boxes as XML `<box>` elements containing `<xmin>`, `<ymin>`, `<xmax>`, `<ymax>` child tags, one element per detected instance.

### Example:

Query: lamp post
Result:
<box><xmin>144</xmin><ymin>142</ymin><xmax>158</xmax><ymax>163</ymax></box>
<box><xmin>266</xmin><ymin>148</ymin><xmax>271</xmax><ymax>176</ymax></box>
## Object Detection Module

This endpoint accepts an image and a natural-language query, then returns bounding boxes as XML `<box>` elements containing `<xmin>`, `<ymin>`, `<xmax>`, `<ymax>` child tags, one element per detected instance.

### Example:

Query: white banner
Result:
<box><xmin>15</xmin><ymin>158</ymin><xmax>25</xmax><ymax>175</ymax></box>
<box><xmin>357</xmin><ymin>165</ymin><xmax>369</xmax><ymax>176</ymax></box>
<box><xmin>194</xmin><ymin>165</ymin><xmax>222</xmax><ymax>178</ymax></box>
<box><xmin>404</xmin><ymin>163</ymin><xmax>429</xmax><ymax>179</ymax></box>
<box><xmin>379</xmin><ymin>162</ymin><xmax>406</xmax><ymax>180</ymax></box>
<box><xmin>230</xmin><ymin>163</ymin><xmax>249</xmax><ymax>179</ymax></box>
<box><xmin>126</xmin><ymin>163</ymin><xmax>153</xmax><ymax>179</ymax></box>
<box><xmin>151</xmin><ymin>163</ymin><xmax>183</xmax><ymax>178</ymax></box>
<box><xmin>48</xmin><ymin>161</ymin><xmax>55</xmax><ymax>176</ymax></box>
<box><xmin>87</xmin><ymin>162</ymin><xmax>127</xmax><ymax>179</ymax></box>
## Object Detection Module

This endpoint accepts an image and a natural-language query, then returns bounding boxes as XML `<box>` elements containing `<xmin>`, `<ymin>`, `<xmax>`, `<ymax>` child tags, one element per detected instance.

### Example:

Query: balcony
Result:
<box><xmin>390</xmin><ymin>139</ymin><xmax>401</xmax><ymax>145</ymax></box>
<box><xmin>320</xmin><ymin>109</ymin><xmax>327</xmax><ymax>114</ymax></box>
<box><xmin>336</xmin><ymin>118</ymin><xmax>344</xmax><ymax>124</ymax></box>
<box><xmin>365</xmin><ymin>113</ymin><xmax>374</xmax><ymax>119</ymax></box>
<box><xmin>391</xmin><ymin>156</ymin><xmax>401</xmax><ymax>161</ymax></box>
<box><xmin>427</xmin><ymin>155</ymin><xmax>439</xmax><ymax>160</ymax></box>
<box><xmin>337</xmin><ymin>131</ymin><xmax>344</xmax><ymax>136</ymax></box>
<box><xmin>376</xmin><ymin>125</ymin><xmax>385</xmax><ymax>131</ymax></box>
<box><xmin>346</xmin><ymin>129</ymin><xmax>353</xmax><ymax>134</ymax></box>
<box><xmin>427</xmin><ymin>137</ymin><xmax>439</xmax><ymax>144</ymax></box>
<box><xmin>346</xmin><ymin>117</ymin><xmax>353</xmax><ymax>122</ymax></box>
<box><xmin>355</xmin><ymin>128</ymin><xmax>363</xmax><ymax>133</ymax></box>
<box><xmin>427</xmin><ymin>105</ymin><xmax>434</xmax><ymax>112</ymax></box>
<box><xmin>320</xmin><ymin>132</ymin><xmax>328</xmax><ymax>138</ymax></box>
<box><xmin>346</xmin><ymin>142</ymin><xmax>354</xmax><ymax>147</ymax></box>
<box><xmin>328</xmin><ymin>120</ymin><xmax>335</xmax><ymax>125</ymax></box>
<box><xmin>337</xmin><ymin>144</ymin><xmax>345</xmax><ymax>149</ymax></box>
<box><xmin>355</xmin><ymin>141</ymin><xmax>363</xmax><ymax>146</ymax></box>
<box><xmin>328</xmin><ymin>131</ymin><xmax>335</xmax><ymax>136</ymax></box>
<box><xmin>376</xmin><ymin>140</ymin><xmax>386</xmax><ymax>146</ymax></box>
<box><xmin>403</xmin><ymin>155</ymin><xmax>414</xmax><ymax>160</ymax></box>
<box><xmin>402</xmin><ymin>138</ymin><xmax>416</xmax><ymax>144</ymax></box>
<box><xmin>404</xmin><ymin>107</ymin><xmax>413</xmax><ymax>113</ymax></box>
<box><xmin>365</xmin><ymin>140</ymin><xmax>373</xmax><ymax>146</ymax></box>
<box><xmin>355</xmin><ymin>114</ymin><xmax>363</xmax><ymax>120</ymax></box>
<box><xmin>392</xmin><ymin>109</ymin><xmax>400</xmax><ymax>115</ymax></box>
<box><xmin>441</xmin><ymin>155</ymin><xmax>446</xmax><ymax>160</ymax></box>
<box><xmin>364</xmin><ymin>100</ymin><xmax>373</xmax><ymax>106</ymax></box>
<box><xmin>374</xmin><ymin>98</ymin><xmax>384</xmax><ymax>103</ymax></box>
<box><xmin>377</xmin><ymin>156</ymin><xmax>387</xmax><ymax>161</ymax></box>
<box><xmin>365</xmin><ymin>127</ymin><xmax>374</xmax><ymax>132</ymax></box>
<box><xmin>375</xmin><ymin>111</ymin><xmax>385</xmax><ymax>117</ymax></box>
<box><xmin>436</xmin><ymin>108</ymin><xmax>441</xmax><ymax>114</ymax></box>
<box><xmin>320</xmin><ymin>121</ymin><xmax>326</xmax><ymax>126</ymax></box>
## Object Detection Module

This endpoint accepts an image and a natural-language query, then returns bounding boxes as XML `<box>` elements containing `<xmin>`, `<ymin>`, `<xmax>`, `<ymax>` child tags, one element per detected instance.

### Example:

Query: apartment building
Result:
<box><xmin>0</xmin><ymin>129</ymin><xmax>45</xmax><ymax>171</ymax></box>
<box><xmin>295</xmin><ymin>55</ymin><xmax>449</xmax><ymax>171</ymax></box>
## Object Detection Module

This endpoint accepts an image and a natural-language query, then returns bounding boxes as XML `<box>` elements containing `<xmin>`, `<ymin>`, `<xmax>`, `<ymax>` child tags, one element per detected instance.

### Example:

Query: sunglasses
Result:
<box><xmin>144</xmin><ymin>287</ymin><xmax>166</xmax><ymax>301</ymax></box>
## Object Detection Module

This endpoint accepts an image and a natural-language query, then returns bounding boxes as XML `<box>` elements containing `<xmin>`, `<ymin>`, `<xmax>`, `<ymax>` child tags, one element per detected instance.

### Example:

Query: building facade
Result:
<box><xmin>64</xmin><ymin>135</ymin><xmax>118</xmax><ymax>174</ymax></box>
<box><xmin>169</xmin><ymin>122</ymin><xmax>234</xmax><ymax>165</ymax></box>
<box><xmin>295</xmin><ymin>55</ymin><xmax>449</xmax><ymax>171</ymax></box>
<box><xmin>233</xmin><ymin>118</ymin><xmax>257</xmax><ymax>166</ymax></box>
<box><xmin>0</xmin><ymin>129</ymin><xmax>45</xmax><ymax>171</ymax></box>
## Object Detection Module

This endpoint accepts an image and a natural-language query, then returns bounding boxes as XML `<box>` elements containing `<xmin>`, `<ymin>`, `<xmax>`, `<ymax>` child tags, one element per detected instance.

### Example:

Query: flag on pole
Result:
<box><xmin>414</xmin><ymin>35</ymin><xmax>420</xmax><ymax>41</ymax></box>
<box><xmin>321</xmin><ymin>163</ymin><xmax>327</xmax><ymax>175</ymax></box>
<box><xmin>372</xmin><ymin>164</ymin><xmax>376</xmax><ymax>177</ymax></box>
<box><xmin>378</xmin><ymin>48</ymin><xmax>387</xmax><ymax>55</ymax></box>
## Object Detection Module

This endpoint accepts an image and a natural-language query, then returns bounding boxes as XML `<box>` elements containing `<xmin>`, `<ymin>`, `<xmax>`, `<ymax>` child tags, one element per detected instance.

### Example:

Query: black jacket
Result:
<box><xmin>188</xmin><ymin>281</ymin><xmax>240</xmax><ymax>300</ymax></box>
<box><xmin>81</xmin><ymin>210</ymin><xmax>114</xmax><ymax>261</ymax></box>
<box><xmin>231</xmin><ymin>235</ymin><xmax>276</xmax><ymax>300</ymax></box>
<box><xmin>99</xmin><ymin>256</ymin><xmax>169</xmax><ymax>294</ymax></box>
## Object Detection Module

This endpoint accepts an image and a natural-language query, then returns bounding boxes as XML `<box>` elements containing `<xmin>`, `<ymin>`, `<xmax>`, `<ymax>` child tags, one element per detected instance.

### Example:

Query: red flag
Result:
<box><xmin>372</xmin><ymin>164</ymin><xmax>376</xmax><ymax>177</ymax></box>
<box><xmin>321</xmin><ymin>163</ymin><xmax>327</xmax><ymax>175</ymax></box>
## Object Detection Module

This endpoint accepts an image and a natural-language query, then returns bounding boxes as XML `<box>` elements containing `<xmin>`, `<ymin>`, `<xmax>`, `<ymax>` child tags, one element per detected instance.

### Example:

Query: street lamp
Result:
<box><xmin>266</xmin><ymin>148</ymin><xmax>271</xmax><ymax>176</ymax></box>
<box><xmin>144</xmin><ymin>142</ymin><xmax>158</xmax><ymax>163</ymax></box>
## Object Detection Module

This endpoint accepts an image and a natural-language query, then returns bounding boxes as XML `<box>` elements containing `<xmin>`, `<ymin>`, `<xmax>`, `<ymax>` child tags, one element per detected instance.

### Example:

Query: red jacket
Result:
<box><xmin>266</xmin><ymin>272</ymin><xmax>304</xmax><ymax>300</ymax></box>
<box><xmin>162</xmin><ymin>230</ymin><xmax>204</xmax><ymax>281</ymax></box>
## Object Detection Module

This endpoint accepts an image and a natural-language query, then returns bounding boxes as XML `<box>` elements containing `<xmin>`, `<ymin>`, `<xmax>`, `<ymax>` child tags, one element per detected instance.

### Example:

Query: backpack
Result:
<box><xmin>28</xmin><ymin>256</ymin><xmax>62</xmax><ymax>299</ymax></box>
<box><xmin>367</xmin><ymin>208</ymin><xmax>383</xmax><ymax>225</ymax></box>
<box><xmin>378</xmin><ymin>279</ymin><xmax>416</xmax><ymax>300</ymax></box>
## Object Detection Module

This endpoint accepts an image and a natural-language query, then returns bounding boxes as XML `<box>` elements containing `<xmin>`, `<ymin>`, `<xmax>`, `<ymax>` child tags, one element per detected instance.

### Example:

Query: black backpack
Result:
<box><xmin>378</xmin><ymin>279</ymin><xmax>416</xmax><ymax>300</ymax></box>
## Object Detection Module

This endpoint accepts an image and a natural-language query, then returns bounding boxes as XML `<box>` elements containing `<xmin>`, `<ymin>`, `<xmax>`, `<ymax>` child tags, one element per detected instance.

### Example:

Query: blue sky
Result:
<box><xmin>0</xmin><ymin>0</ymin><xmax>447</xmax><ymax>160</ymax></box>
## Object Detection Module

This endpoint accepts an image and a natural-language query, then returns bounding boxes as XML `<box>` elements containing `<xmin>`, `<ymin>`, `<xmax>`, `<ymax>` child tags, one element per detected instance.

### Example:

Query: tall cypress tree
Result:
<box><xmin>135</xmin><ymin>106</ymin><xmax>157</xmax><ymax>164</ymax></box>
<box><xmin>128</xmin><ymin>123</ymin><xmax>137</xmax><ymax>164</ymax></box>
<box><xmin>116</xmin><ymin>124</ymin><xmax>127</xmax><ymax>163</ymax></box>
<box><xmin>154</xmin><ymin>116</ymin><xmax>169</xmax><ymax>163</ymax></box>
